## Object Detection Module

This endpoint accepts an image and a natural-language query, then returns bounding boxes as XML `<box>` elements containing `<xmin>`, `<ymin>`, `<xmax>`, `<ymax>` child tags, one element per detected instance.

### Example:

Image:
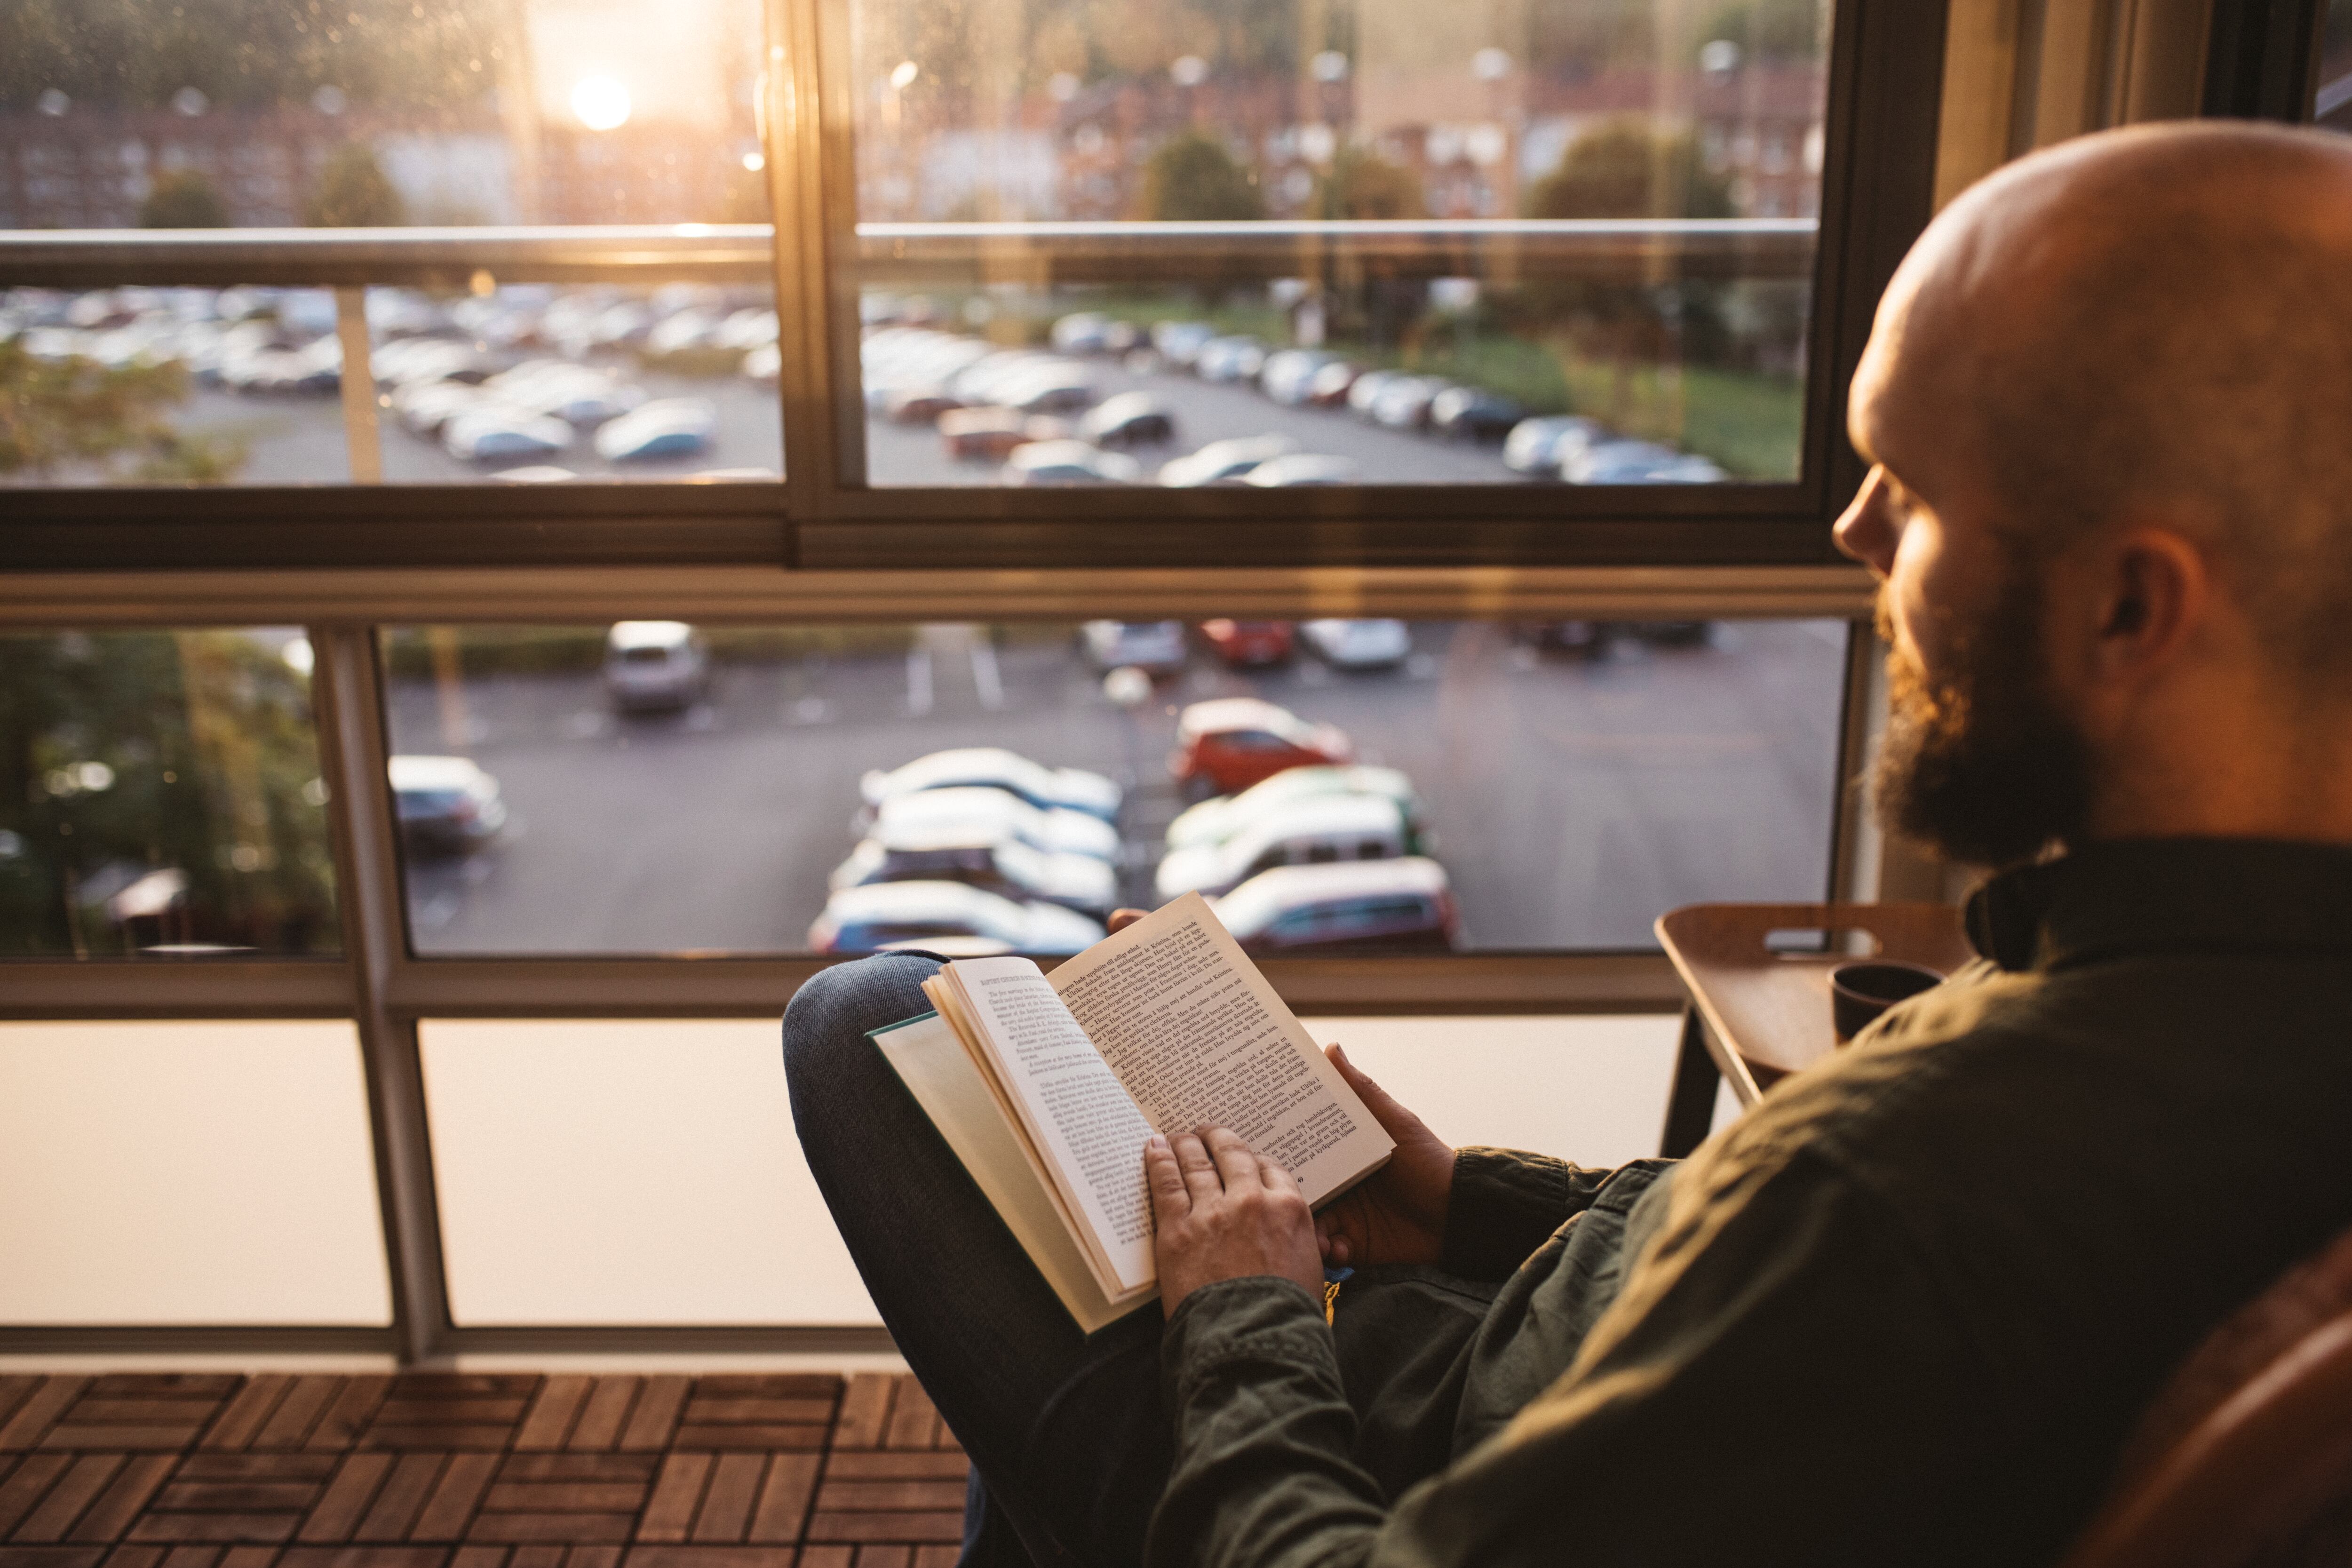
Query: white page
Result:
<box><xmin>946</xmin><ymin>956</ymin><xmax>1160</xmax><ymax>1293</ymax></box>
<box><xmin>872</xmin><ymin>1013</ymin><xmax>1151</xmax><ymax>1333</ymax></box>
<box><xmin>1049</xmin><ymin>892</ymin><xmax>1393</xmax><ymax>1208</ymax></box>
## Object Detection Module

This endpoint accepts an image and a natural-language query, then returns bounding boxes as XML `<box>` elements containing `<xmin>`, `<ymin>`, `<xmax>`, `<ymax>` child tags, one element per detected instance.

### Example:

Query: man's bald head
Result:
<box><xmin>1862</xmin><ymin>122</ymin><xmax>2352</xmax><ymax>689</ymax></box>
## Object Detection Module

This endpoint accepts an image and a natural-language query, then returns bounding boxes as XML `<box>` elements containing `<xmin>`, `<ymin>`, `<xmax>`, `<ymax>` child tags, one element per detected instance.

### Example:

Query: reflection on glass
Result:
<box><xmin>382</xmin><ymin>617</ymin><xmax>1844</xmax><ymax>956</ymax></box>
<box><xmin>2318</xmin><ymin>0</ymin><xmax>2352</xmax><ymax>134</ymax></box>
<box><xmin>1</xmin><ymin>0</ymin><xmax>767</xmax><ymax>230</ymax></box>
<box><xmin>0</xmin><ymin>280</ymin><xmax>784</xmax><ymax>485</ymax></box>
<box><xmin>850</xmin><ymin>0</ymin><xmax>1827</xmax><ymax>485</ymax></box>
<box><xmin>0</xmin><ymin>629</ymin><xmax>340</xmax><ymax>957</ymax></box>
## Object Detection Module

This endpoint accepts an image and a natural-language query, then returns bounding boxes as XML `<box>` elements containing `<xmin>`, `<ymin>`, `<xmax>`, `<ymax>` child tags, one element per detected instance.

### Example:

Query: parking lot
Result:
<box><xmin>385</xmin><ymin>619</ymin><xmax>1850</xmax><ymax>955</ymax></box>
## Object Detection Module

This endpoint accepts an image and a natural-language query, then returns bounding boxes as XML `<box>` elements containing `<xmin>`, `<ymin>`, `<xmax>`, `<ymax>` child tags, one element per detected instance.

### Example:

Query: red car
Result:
<box><xmin>1170</xmin><ymin>698</ymin><xmax>1353</xmax><ymax>796</ymax></box>
<box><xmin>1197</xmin><ymin>620</ymin><xmax>1295</xmax><ymax>668</ymax></box>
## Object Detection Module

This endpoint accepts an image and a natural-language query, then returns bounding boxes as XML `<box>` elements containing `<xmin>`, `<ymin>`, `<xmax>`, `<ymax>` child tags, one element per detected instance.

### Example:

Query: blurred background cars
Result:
<box><xmin>1209</xmin><ymin>858</ymin><xmax>1461</xmax><ymax>954</ymax></box>
<box><xmin>829</xmin><ymin>828</ymin><xmax>1118</xmax><ymax>918</ymax></box>
<box><xmin>1075</xmin><ymin>391</ymin><xmax>1176</xmax><ymax>448</ymax></box>
<box><xmin>1081</xmin><ymin>620</ymin><xmax>1189</xmax><ymax>676</ymax></box>
<box><xmin>861</xmin><ymin>786</ymin><xmax>1120</xmax><ymax>863</ymax></box>
<box><xmin>1300</xmin><ymin>618</ymin><xmax>1413</xmax><ymax>669</ymax></box>
<box><xmin>1430</xmin><ymin>387</ymin><xmax>1527</xmax><ymax>443</ymax></box>
<box><xmin>1171</xmin><ymin>698</ymin><xmax>1354</xmax><ymax>795</ymax></box>
<box><xmin>1502</xmin><ymin>415</ymin><xmax>1607</xmax><ymax>477</ymax></box>
<box><xmin>602</xmin><ymin>621</ymin><xmax>708</xmax><ymax>713</ymax></box>
<box><xmin>1197</xmin><ymin>620</ymin><xmax>1295</xmax><ymax>668</ymax></box>
<box><xmin>593</xmin><ymin>398</ymin><xmax>717</xmax><ymax>462</ymax></box>
<box><xmin>1154</xmin><ymin>791</ymin><xmax>1412</xmax><ymax>899</ymax></box>
<box><xmin>1003</xmin><ymin>440</ymin><xmax>1142</xmax><ymax>486</ymax></box>
<box><xmin>861</xmin><ymin>748</ymin><xmax>1122</xmax><ymax>820</ymax></box>
<box><xmin>1163</xmin><ymin>765</ymin><xmax>1424</xmax><ymax>856</ymax></box>
<box><xmin>1242</xmin><ymin>453</ymin><xmax>1358</xmax><ymax>486</ymax></box>
<box><xmin>1159</xmin><ymin>435</ymin><xmax>1295</xmax><ymax>487</ymax></box>
<box><xmin>807</xmin><ymin>880</ymin><xmax>1105</xmax><ymax>955</ymax></box>
<box><xmin>388</xmin><ymin>755</ymin><xmax>507</xmax><ymax>857</ymax></box>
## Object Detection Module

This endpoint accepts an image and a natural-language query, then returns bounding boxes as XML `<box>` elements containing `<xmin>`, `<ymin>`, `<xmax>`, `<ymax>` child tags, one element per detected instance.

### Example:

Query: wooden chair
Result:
<box><xmin>2063</xmin><ymin>1224</ymin><xmax>2352</xmax><ymax>1568</ymax></box>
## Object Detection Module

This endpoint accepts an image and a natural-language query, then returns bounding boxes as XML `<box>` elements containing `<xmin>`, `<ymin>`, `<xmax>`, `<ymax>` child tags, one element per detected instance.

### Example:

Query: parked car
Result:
<box><xmin>1241</xmin><ymin>453</ymin><xmax>1358</xmax><ymax>486</ymax></box>
<box><xmin>1430</xmin><ymin>386</ymin><xmax>1526</xmax><ymax>442</ymax></box>
<box><xmin>594</xmin><ymin>398</ymin><xmax>717</xmax><ymax>462</ymax></box>
<box><xmin>807</xmin><ymin>880</ymin><xmax>1105</xmax><ymax>955</ymax></box>
<box><xmin>1164</xmin><ymin>764</ymin><xmax>1424</xmax><ymax>854</ymax></box>
<box><xmin>1076</xmin><ymin>391</ymin><xmax>1175</xmax><ymax>448</ymax></box>
<box><xmin>1150</xmin><ymin>319</ymin><xmax>1217</xmax><ymax>369</ymax></box>
<box><xmin>940</xmin><ymin>406</ymin><xmax>1046</xmax><ymax>461</ymax></box>
<box><xmin>1194</xmin><ymin>335</ymin><xmax>1267</xmax><ymax>383</ymax></box>
<box><xmin>996</xmin><ymin>361</ymin><xmax>1097</xmax><ymax>414</ymax></box>
<box><xmin>443</xmin><ymin>406</ymin><xmax>574</xmax><ymax>462</ymax></box>
<box><xmin>1370</xmin><ymin>374</ymin><xmax>1449</xmax><ymax>430</ymax></box>
<box><xmin>1563</xmin><ymin>440</ymin><xmax>1726</xmax><ymax>484</ymax></box>
<box><xmin>1160</xmin><ymin>435</ymin><xmax>1295</xmax><ymax>487</ymax></box>
<box><xmin>1197</xmin><ymin>619</ymin><xmax>1294</xmax><ymax>668</ymax></box>
<box><xmin>1081</xmin><ymin>619</ymin><xmax>1189</xmax><ymax>675</ymax></box>
<box><xmin>884</xmin><ymin>384</ymin><xmax>964</xmax><ymax>423</ymax></box>
<box><xmin>1155</xmin><ymin>792</ymin><xmax>1412</xmax><ymax>899</ymax></box>
<box><xmin>1503</xmin><ymin>414</ymin><xmax>1607</xmax><ymax>476</ymax></box>
<box><xmin>830</xmin><ymin>826</ymin><xmax>1118</xmax><ymax>915</ymax></box>
<box><xmin>1300</xmin><ymin>618</ymin><xmax>1412</xmax><ymax>669</ymax></box>
<box><xmin>861</xmin><ymin>748</ymin><xmax>1122</xmax><ymax>821</ymax></box>
<box><xmin>1306</xmin><ymin>358</ymin><xmax>1364</xmax><ymax>406</ymax></box>
<box><xmin>602</xmin><ymin>620</ymin><xmax>708</xmax><ymax>712</ymax></box>
<box><xmin>864</xmin><ymin>785</ymin><xmax>1120</xmax><ymax>862</ymax></box>
<box><xmin>1209</xmin><ymin>858</ymin><xmax>1461</xmax><ymax>954</ymax></box>
<box><xmin>1003</xmin><ymin>439</ymin><xmax>1143</xmax><ymax>486</ymax></box>
<box><xmin>1171</xmin><ymin>698</ymin><xmax>1354</xmax><ymax>795</ymax></box>
<box><xmin>1259</xmin><ymin>349</ymin><xmax>1342</xmax><ymax>405</ymax></box>
<box><xmin>1049</xmin><ymin>311</ymin><xmax>1116</xmax><ymax>354</ymax></box>
<box><xmin>1345</xmin><ymin>368</ymin><xmax>1402</xmax><ymax>419</ymax></box>
<box><xmin>388</xmin><ymin>755</ymin><xmax>508</xmax><ymax>857</ymax></box>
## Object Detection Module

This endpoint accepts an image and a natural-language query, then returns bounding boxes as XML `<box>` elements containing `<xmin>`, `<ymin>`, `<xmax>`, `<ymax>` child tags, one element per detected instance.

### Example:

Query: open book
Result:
<box><xmin>869</xmin><ymin>891</ymin><xmax>1394</xmax><ymax>1329</ymax></box>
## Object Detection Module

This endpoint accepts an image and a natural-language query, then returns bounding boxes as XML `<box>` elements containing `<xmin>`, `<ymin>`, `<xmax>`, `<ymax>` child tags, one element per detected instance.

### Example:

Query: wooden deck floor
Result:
<box><xmin>0</xmin><ymin>1374</ymin><xmax>966</xmax><ymax>1568</ymax></box>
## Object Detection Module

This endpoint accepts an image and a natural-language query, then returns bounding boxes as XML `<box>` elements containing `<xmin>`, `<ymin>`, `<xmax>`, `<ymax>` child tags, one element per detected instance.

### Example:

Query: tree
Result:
<box><xmin>0</xmin><ymin>340</ymin><xmax>241</xmax><ymax>482</ymax></box>
<box><xmin>1523</xmin><ymin>120</ymin><xmax>1733</xmax><ymax>221</ymax></box>
<box><xmin>304</xmin><ymin>142</ymin><xmax>406</xmax><ymax>227</ymax></box>
<box><xmin>1139</xmin><ymin>130</ymin><xmax>1263</xmax><ymax>221</ymax></box>
<box><xmin>139</xmin><ymin>168</ymin><xmax>230</xmax><ymax>227</ymax></box>
<box><xmin>1305</xmin><ymin>148</ymin><xmax>1426</xmax><ymax>220</ymax></box>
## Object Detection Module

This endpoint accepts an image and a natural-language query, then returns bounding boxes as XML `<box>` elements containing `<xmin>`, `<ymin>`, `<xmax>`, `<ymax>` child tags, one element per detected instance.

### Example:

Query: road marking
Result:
<box><xmin>789</xmin><ymin>696</ymin><xmax>834</xmax><ymax>724</ymax></box>
<box><xmin>905</xmin><ymin>648</ymin><xmax>933</xmax><ymax>715</ymax></box>
<box><xmin>970</xmin><ymin>641</ymin><xmax>1004</xmax><ymax>710</ymax></box>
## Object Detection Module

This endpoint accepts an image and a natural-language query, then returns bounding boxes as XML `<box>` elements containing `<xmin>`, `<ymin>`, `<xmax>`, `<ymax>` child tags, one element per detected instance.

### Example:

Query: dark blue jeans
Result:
<box><xmin>782</xmin><ymin>953</ymin><xmax>1174</xmax><ymax>1568</ymax></box>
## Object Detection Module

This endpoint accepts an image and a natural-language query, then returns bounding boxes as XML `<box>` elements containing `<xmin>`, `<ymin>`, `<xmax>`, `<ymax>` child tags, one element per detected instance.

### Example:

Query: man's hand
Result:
<box><xmin>1312</xmin><ymin>1043</ymin><xmax>1455</xmax><ymax>1268</ymax></box>
<box><xmin>1146</xmin><ymin>1126</ymin><xmax>1325</xmax><ymax>1317</ymax></box>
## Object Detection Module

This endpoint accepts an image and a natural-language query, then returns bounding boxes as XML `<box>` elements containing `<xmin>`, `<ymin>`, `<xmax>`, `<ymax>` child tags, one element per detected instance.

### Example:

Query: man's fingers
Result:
<box><xmin>1201</xmin><ymin>1126</ymin><xmax>1262</xmax><ymax>1191</ymax></box>
<box><xmin>1144</xmin><ymin>1134</ymin><xmax>1189</xmax><ymax>1219</ymax></box>
<box><xmin>1172</xmin><ymin>1130</ymin><xmax>1224</xmax><ymax>1202</ymax></box>
<box><xmin>1107</xmin><ymin>908</ymin><xmax>1148</xmax><ymax>933</ymax></box>
<box><xmin>1258</xmin><ymin>1155</ymin><xmax>1303</xmax><ymax>1199</ymax></box>
<box><xmin>1326</xmin><ymin>1043</ymin><xmax>1433</xmax><ymax>1140</ymax></box>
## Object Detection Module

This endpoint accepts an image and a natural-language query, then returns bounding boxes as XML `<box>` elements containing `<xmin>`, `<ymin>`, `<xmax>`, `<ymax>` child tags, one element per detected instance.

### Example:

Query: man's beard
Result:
<box><xmin>1870</xmin><ymin>557</ymin><xmax>2094</xmax><ymax>869</ymax></box>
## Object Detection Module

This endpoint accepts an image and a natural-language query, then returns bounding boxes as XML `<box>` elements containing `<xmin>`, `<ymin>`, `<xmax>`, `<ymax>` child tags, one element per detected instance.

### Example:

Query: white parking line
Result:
<box><xmin>905</xmin><ymin>648</ymin><xmax>933</xmax><ymax>715</ymax></box>
<box><xmin>970</xmin><ymin>641</ymin><xmax>1005</xmax><ymax>711</ymax></box>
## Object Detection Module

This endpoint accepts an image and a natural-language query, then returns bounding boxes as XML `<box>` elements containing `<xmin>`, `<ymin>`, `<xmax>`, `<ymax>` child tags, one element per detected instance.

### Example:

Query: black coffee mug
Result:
<box><xmin>1829</xmin><ymin>961</ymin><xmax>1945</xmax><ymax>1043</ymax></box>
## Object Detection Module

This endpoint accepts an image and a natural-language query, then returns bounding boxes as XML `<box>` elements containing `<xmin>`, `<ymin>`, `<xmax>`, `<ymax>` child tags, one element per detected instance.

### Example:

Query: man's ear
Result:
<box><xmin>2086</xmin><ymin>527</ymin><xmax>2208</xmax><ymax>684</ymax></box>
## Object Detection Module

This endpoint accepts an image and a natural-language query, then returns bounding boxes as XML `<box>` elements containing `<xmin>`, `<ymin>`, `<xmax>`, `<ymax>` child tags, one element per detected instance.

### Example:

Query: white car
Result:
<box><xmin>388</xmin><ymin>754</ymin><xmax>508</xmax><ymax>856</ymax></box>
<box><xmin>1163</xmin><ymin>765</ymin><xmax>1424</xmax><ymax>853</ymax></box>
<box><xmin>807</xmin><ymin>880</ymin><xmax>1105</xmax><ymax>955</ymax></box>
<box><xmin>1081</xmin><ymin>620</ymin><xmax>1188</xmax><ymax>674</ymax></box>
<box><xmin>860</xmin><ymin>748</ymin><xmax>1122</xmax><ymax>821</ymax></box>
<box><xmin>1194</xmin><ymin>335</ymin><xmax>1267</xmax><ymax>382</ymax></box>
<box><xmin>1503</xmin><ymin>415</ymin><xmax>1608</xmax><ymax>476</ymax></box>
<box><xmin>829</xmin><ymin>830</ymin><xmax>1118</xmax><ymax>917</ymax></box>
<box><xmin>602</xmin><ymin>621</ymin><xmax>708</xmax><ymax>712</ymax></box>
<box><xmin>1301</xmin><ymin>618</ymin><xmax>1412</xmax><ymax>668</ymax></box>
<box><xmin>1209</xmin><ymin>858</ymin><xmax>1461</xmax><ymax>955</ymax></box>
<box><xmin>866</xmin><ymin>785</ymin><xmax>1120</xmax><ymax>861</ymax></box>
<box><xmin>594</xmin><ymin>398</ymin><xmax>718</xmax><ymax>462</ymax></box>
<box><xmin>1159</xmin><ymin>435</ymin><xmax>1296</xmax><ymax>487</ymax></box>
<box><xmin>443</xmin><ymin>406</ymin><xmax>574</xmax><ymax>462</ymax></box>
<box><xmin>1155</xmin><ymin>791</ymin><xmax>1412</xmax><ymax>899</ymax></box>
<box><xmin>1243</xmin><ymin>454</ymin><xmax>1358</xmax><ymax>487</ymax></box>
<box><xmin>1003</xmin><ymin>440</ymin><xmax>1142</xmax><ymax>486</ymax></box>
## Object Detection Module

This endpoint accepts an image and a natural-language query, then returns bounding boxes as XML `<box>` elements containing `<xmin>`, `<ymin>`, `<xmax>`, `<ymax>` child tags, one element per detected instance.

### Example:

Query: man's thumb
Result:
<box><xmin>1327</xmin><ymin>1043</ymin><xmax>1420</xmax><ymax>1134</ymax></box>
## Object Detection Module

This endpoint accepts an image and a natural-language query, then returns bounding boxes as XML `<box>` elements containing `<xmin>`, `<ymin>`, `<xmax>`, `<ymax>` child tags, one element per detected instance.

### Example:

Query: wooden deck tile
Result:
<box><xmin>0</xmin><ymin>1378</ymin><xmax>968</xmax><ymax>1568</ymax></box>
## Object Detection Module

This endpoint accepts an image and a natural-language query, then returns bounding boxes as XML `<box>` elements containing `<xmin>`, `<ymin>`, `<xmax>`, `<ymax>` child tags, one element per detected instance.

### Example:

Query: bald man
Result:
<box><xmin>782</xmin><ymin>121</ymin><xmax>2352</xmax><ymax>1568</ymax></box>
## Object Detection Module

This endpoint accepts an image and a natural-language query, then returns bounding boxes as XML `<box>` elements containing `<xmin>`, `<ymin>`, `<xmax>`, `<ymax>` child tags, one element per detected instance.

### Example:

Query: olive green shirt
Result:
<box><xmin>1149</xmin><ymin>839</ymin><xmax>2352</xmax><ymax>1568</ymax></box>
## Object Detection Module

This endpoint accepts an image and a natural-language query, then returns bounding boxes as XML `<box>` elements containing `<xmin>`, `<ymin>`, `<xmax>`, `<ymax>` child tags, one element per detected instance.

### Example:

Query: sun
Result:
<box><xmin>570</xmin><ymin>75</ymin><xmax>633</xmax><ymax>131</ymax></box>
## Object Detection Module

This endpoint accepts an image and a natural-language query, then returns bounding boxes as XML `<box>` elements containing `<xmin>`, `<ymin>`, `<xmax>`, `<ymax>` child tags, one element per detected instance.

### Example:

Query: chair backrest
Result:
<box><xmin>2062</xmin><ymin>1224</ymin><xmax>2352</xmax><ymax>1568</ymax></box>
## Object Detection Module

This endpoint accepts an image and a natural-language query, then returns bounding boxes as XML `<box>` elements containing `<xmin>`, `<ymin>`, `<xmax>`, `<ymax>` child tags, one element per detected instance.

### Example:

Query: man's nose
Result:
<box><xmin>1833</xmin><ymin>470</ymin><xmax>1899</xmax><ymax>575</ymax></box>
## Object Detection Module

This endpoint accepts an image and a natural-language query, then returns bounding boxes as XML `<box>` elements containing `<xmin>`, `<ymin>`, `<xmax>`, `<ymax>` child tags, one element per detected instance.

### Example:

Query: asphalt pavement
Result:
<box><xmin>385</xmin><ymin>620</ymin><xmax>1849</xmax><ymax>955</ymax></box>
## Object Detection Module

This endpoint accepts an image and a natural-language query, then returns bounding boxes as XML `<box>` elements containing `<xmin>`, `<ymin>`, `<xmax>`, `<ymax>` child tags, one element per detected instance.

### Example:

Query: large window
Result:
<box><xmin>382</xmin><ymin>616</ymin><xmax>1846</xmax><ymax>955</ymax></box>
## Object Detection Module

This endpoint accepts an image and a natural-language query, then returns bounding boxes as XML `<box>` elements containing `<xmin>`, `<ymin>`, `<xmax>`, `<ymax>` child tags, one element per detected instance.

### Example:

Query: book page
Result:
<box><xmin>944</xmin><ymin>956</ymin><xmax>1160</xmax><ymax>1294</ymax></box>
<box><xmin>1049</xmin><ymin>892</ymin><xmax>1393</xmax><ymax>1207</ymax></box>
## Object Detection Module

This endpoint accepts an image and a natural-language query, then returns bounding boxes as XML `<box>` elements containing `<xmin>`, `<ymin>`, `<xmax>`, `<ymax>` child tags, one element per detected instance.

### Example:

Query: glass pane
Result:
<box><xmin>848</xmin><ymin>0</ymin><xmax>1828</xmax><ymax>486</ymax></box>
<box><xmin>383</xmin><ymin>617</ymin><xmax>1844</xmax><ymax>955</ymax></box>
<box><xmin>0</xmin><ymin>628</ymin><xmax>341</xmax><ymax>957</ymax></box>
<box><xmin>2319</xmin><ymin>0</ymin><xmax>2352</xmax><ymax>133</ymax></box>
<box><xmin>1</xmin><ymin>0</ymin><xmax>778</xmax><ymax>487</ymax></box>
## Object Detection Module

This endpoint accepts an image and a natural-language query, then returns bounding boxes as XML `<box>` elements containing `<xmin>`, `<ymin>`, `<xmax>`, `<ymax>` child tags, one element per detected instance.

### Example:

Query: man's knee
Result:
<box><xmin>781</xmin><ymin>952</ymin><xmax>942</xmax><ymax>1087</ymax></box>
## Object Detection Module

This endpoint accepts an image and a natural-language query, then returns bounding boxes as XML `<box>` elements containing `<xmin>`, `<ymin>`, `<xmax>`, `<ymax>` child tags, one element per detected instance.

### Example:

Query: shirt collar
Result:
<box><xmin>1965</xmin><ymin>838</ymin><xmax>2352</xmax><ymax>973</ymax></box>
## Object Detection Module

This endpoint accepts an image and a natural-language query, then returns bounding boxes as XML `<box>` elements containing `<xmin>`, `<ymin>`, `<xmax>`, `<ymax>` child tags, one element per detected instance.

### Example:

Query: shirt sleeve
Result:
<box><xmin>1147</xmin><ymin>1148</ymin><xmax>2013</xmax><ymax>1568</ymax></box>
<box><xmin>1440</xmin><ymin>1147</ymin><xmax>1621</xmax><ymax>1281</ymax></box>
